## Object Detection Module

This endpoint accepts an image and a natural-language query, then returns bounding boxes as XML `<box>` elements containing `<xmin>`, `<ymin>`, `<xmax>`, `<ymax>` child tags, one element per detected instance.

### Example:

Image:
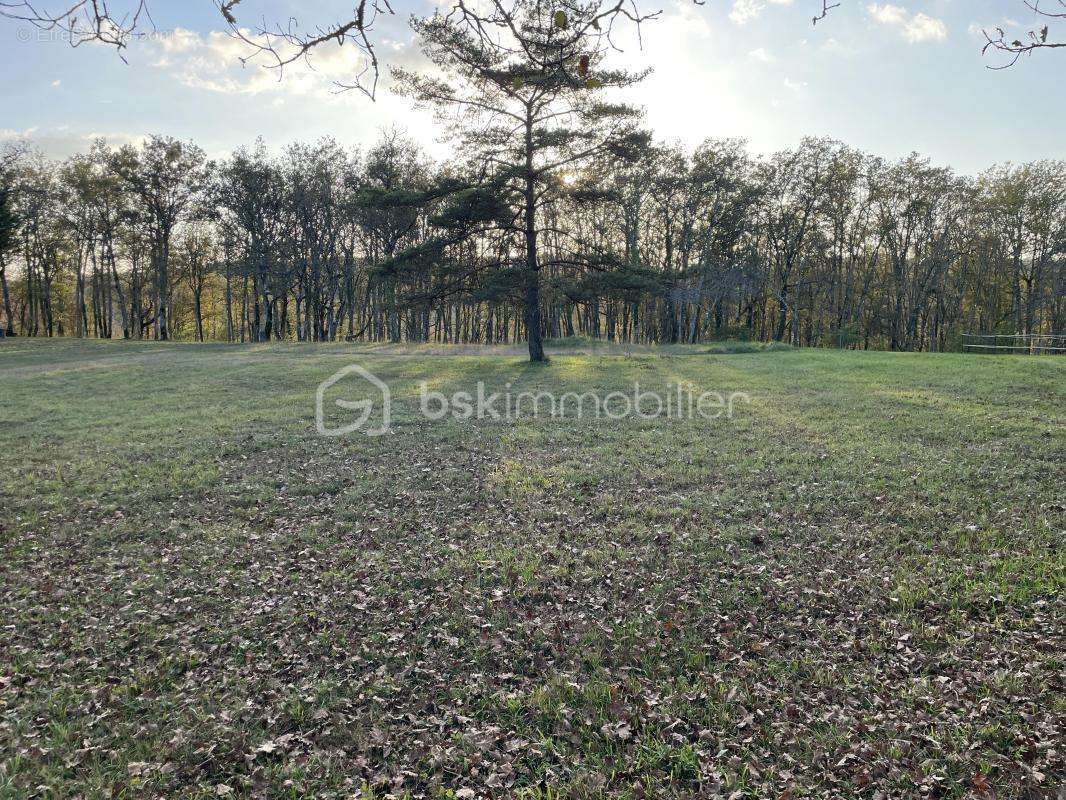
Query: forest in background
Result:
<box><xmin>0</xmin><ymin>131</ymin><xmax>1063</xmax><ymax>353</ymax></box>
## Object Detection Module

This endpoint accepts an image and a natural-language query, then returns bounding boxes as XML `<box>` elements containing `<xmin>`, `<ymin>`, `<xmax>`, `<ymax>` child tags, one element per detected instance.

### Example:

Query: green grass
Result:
<box><xmin>0</xmin><ymin>338</ymin><xmax>1063</xmax><ymax>799</ymax></box>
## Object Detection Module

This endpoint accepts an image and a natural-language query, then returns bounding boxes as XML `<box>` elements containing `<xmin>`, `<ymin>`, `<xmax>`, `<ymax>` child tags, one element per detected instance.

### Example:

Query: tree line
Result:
<box><xmin>1</xmin><ymin>131</ymin><xmax>1062</xmax><ymax>354</ymax></box>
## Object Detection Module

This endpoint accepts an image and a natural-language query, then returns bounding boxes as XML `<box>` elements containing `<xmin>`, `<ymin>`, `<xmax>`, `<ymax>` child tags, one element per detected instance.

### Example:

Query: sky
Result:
<box><xmin>1</xmin><ymin>0</ymin><xmax>1063</xmax><ymax>175</ymax></box>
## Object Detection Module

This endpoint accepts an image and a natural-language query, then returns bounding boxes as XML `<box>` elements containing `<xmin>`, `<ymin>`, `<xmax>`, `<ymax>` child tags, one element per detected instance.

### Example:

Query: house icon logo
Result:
<box><xmin>315</xmin><ymin>364</ymin><xmax>392</xmax><ymax>437</ymax></box>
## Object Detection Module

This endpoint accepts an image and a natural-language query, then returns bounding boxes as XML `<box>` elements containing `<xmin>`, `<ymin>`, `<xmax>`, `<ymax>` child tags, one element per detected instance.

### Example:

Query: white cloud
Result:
<box><xmin>783</xmin><ymin>76</ymin><xmax>807</xmax><ymax>92</ymax></box>
<box><xmin>868</xmin><ymin>3</ymin><xmax>908</xmax><ymax>27</ymax></box>
<box><xmin>51</xmin><ymin>79</ymin><xmax>62</xmax><ymax>88</ymax></box>
<box><xmin>729</xmin><ymin>0</ymin><xmax>793</xmax><ymax>26</ymax></box>
<box><xmin>748</xmin><ymin>47</ymin><xmax>772</xmax><ymax>62</ymax></box>
<box><xmin>867</xmin><ymin>4</ymin><xmax>948</xmax><ymax>43</ymax></box>
<box><xmin>143</xmin><ymin>27</ymin><xmax>426</xmax><ymax>98</ymax></box>
<box><xmin>904</xmin><ymin>13</ymin><xmax>948</xmax><ymax>42</ymax></box>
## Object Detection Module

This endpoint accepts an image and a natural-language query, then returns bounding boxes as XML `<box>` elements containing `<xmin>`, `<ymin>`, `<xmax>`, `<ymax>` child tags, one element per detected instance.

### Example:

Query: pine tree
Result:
<box><xmin>392</xmin><ymin>0</ymin><xmax>650</xmax><ymax>361</ymax></box>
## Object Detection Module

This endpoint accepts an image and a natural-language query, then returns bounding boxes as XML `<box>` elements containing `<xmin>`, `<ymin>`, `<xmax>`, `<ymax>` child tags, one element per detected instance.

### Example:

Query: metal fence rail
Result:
<box><xmin>962</xmin><ymin>333</ymin><xmax>1066</xmax><ymax>355</ymax></box>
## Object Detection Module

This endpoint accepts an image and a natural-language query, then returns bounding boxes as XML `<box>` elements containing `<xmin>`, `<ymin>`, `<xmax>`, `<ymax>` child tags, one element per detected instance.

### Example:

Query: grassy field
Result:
<box><xmin>0</xmin><ymin>339</ymin><xmax>1063</xmax><ymax>800</ymax></box>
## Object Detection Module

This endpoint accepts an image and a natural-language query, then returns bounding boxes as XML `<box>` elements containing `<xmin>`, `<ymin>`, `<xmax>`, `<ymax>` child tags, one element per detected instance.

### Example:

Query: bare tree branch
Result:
<box><xmin>982</xmin><ymin>0</ymin><xmax>1066</xmax><ymax>69</ymax></box>
<box><xmin>0</xmin><ymin>0</ymin><xmax>394</xmax><ymax>96</ymax></box>
<box><xmin>800</xmin><ymin>0</ymin><xmax>1064</xmax><ymax>69</ymax></box>
<box><xmin>0</xmin><ymin>0</ymin><xmax>684</xmax><ymax>99</ymax></box>
<box><xmin>6</xmin><ymin>0</ymin><xmax>1060</xmax><ymax>99</ymax></box>
<box><xmin>0</xmin><ymin>0</ymin><xmax>154</xmax><ymax>60</ymax></box>
<box><xmin>812</xmin><ymin>0</ymin><xmax>841</xmax><ymax>26</ymax></box>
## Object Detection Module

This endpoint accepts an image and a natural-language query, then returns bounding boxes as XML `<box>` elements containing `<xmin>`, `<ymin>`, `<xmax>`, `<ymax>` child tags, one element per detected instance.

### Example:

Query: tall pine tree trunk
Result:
<box><xmin>523</xmin><ymin>111</ymin><xmax>544</xmax><ymax>362</ymax></box>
